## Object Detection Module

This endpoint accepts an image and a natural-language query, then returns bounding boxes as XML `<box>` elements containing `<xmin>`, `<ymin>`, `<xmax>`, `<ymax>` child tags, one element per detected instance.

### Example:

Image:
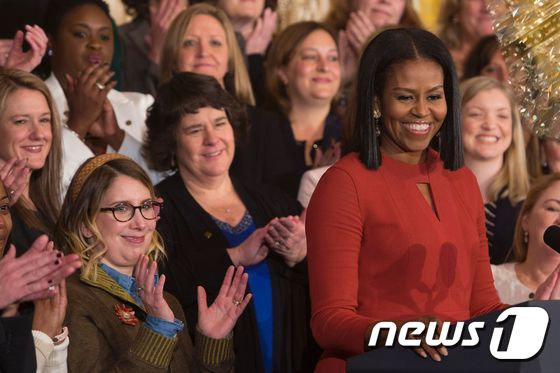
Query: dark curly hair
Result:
<box><xmin>143</xmin><ymin>72</ymin><xmax>249</xmax><ymax>171</ymax></box>
<box><xmin>44</xmin><ymin>0</ymin><xmax>111</xmax><ymax>36</ymax></box>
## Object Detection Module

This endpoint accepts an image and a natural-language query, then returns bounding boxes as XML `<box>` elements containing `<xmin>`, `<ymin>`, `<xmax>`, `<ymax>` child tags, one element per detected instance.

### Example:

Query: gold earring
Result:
<box><xmin>373</xmin><ymin>108</ymin><xmax>381</xmax><ymax>120</ymax></box>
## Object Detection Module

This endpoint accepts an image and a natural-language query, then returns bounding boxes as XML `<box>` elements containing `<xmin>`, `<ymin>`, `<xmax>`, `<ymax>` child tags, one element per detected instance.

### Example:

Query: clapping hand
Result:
<box><xmin>134</xmin><ymin>254</ymin><xmax>174</xmax><ymax>322</ymax></box>
<box><xmin>146</xmin><ymin>0</ymin><xmax>186</xmax><ymax>64</ymax></box>
<box><xmin>0</xmin><ymin>235</ymin><xmax>81</xmax><ymax>310</ymax></box>
<box><xmin>345</xmin><ymin>10</ymin><xmax>377</xmax><ymax>54</ymax></box>
<box><xmin>87</xmin><ymin>98</ymin><xmax>124</xmax><ymax>151</ymax></box>
<box><xmin>0</xmin><ymin>158</ymin><xmax>30</xmax><ymax>206</ymax></box>
<box><xmin>535</xmin><ymin>263</ymin><xmax>560</xmax><ymax>299</ymax></box>
<box><xmin>226</xmin><ymin>227</ymin><xmax>269</xmax><ymax>267</ymax></box>
<box><xmin>245</xmin><ymin>8</ymin><xmax>277</xmax><ymax>55</ymax></box>
<box><xmin>0</xmin><ymin>25</ymin><xmax>48</xmax><ymax>72</ymax></box>
<box><xmin>197</xmin><ymin>265</ymin><xmax>251</xmax><ymax>339</ymax></box>
<box><xmin>313</xmin><ymin>141</ymin><xmax>341</xmax><ymax>168</ymax></box>
<box><xmin>65</xmin><ymin>64</ymin><xmax>116</xmax><ymax>140</ymax></box>
<box><xmin>264</xmin><ymin>213</ymin><xmax>307</xmax><ymax>267</ymax></box>
<box><xmin>33</xmin><ymin>279</ymin><xmax>68</xmax><ymax>339</ymax></box>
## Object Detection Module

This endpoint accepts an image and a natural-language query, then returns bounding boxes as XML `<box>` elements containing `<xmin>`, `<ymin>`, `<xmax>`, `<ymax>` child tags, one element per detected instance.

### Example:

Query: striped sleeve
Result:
<box><xmin>194</xmin><ymin>329</ymin><xmax>234</xmax><ymax>368</ymax></box>
<box><xmin>129</xmin><ymin>325</ymin><xmax>178</xmax><ymax>368</ymax></box>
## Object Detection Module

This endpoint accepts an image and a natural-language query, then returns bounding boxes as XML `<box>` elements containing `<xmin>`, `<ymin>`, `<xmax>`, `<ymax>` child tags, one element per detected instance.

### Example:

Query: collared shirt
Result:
<box><xmin>100</xmin><ymin>263</ymin><xmax>184</xmax><ymax>338</ymax></box>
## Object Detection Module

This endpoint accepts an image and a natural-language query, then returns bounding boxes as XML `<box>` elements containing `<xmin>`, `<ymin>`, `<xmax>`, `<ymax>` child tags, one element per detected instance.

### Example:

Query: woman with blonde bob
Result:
<box><xmin>160</xmin><ymin>3</ymin><xmax>255</xmax><ymax>106</ymax></box>
<box><xmin>492</xmin><ymin>173</ymin><xmax>560</xmax><ymax>304</ymax></box>
<box><xmin>56</xmin><ymin>154</ymin><xmax>251</xmax><ymax>372</ymax></box>
<box><xmin>0</xmin><ymin>68</ymin><xmax>62</xmax><ymax>253</ymax></box>
<box><xmin>461</xmin><ymin>76</ymin><xmax>530</xmax><ymax>264</ymax></box>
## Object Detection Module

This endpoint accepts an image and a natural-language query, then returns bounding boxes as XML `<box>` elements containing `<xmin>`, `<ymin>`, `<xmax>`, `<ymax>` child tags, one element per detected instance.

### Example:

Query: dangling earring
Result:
<box><xmin>524</xmin><ymin>230</ymin><xmax>529</xmax><ymax>245</ymax></box>
<box><xmin>47</xmin><ymin>48</ymin><xmax>53</xmax><ymax>56</ymax></box>
<box><xmin>373</xmin><ymin>108</ymin><xmax>381</xmax><ymax>136</ymax></box>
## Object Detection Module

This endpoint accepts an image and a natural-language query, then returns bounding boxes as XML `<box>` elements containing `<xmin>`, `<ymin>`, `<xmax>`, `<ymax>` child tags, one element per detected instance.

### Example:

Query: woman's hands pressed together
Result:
<box><xmin>64</xmin><ymin>64</ymin><xmax>116</xmax><ymax>140</ymax></box>
<box><xmin>0</xmin><ymin>157</ymin><xmax>30</xmax><ymax>205</ymax></box>
<box><xmin>134</xmin><ymin>254</ymin><xmax>174</xmax><ymax>322</ymax></box>
<box><xmin>535</xmin><ymin>263</ymin><xmax>560</xmax><ymax>300</ymax></box>
<box><xmin>197</xmin><ymin>265</ymin><xmax>251</xmax><ymax>339</ymax></box>
<box><xmin>33</xmin><ymin>279</ymin><xmax>68</xmax><ymax>339</ymax></box>
<box><xmin>226</xmin><ymin>227</ymin><xmax>269</xmax><ymax>267</ymax></box>
<box><xmin>264</xmin><ymin>212</ymin><xmax>307</xmax><ymax>267</ymax></box>
<box><xmin>0</xmin><ymin>235</ymin><xmax>81</xmax><ymax>309</ymax></box>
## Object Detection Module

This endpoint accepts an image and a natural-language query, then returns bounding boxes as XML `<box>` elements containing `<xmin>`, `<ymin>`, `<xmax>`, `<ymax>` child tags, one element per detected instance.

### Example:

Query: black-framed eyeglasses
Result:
<box><xmin>100</xmin><ymin>200</ymin><xmax>162</xmax><ymax>222</ymax></box>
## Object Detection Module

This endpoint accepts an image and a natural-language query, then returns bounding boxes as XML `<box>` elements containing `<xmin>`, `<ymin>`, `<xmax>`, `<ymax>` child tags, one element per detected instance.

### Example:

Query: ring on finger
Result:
<box><xmin>274</xmin><ymin>240</ymin><xmax>281</xmax><ymax>248</ymax></box>
<box><xmin>95</xmin><ymin>82</ymin><xmax>106</xmax><ymax>90</ymax></box>
<box><xmin>137</xmin><ymin>286</ymin><xmax>144</xmax><ymax>292</ymax></box>
<box><xmin>8</xmin><ymin>189</ymin><xmax>15</xmax><ymax>196</ymax></box>
<box><xmin>232</xmin><ymin>299</ymin><xmax>241</xmax><ymax>306</ymax></box>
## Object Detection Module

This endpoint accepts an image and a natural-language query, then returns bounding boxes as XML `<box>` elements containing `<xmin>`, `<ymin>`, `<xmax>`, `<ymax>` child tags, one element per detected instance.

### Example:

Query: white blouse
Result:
<box><xmin>491</xmin><ymin>262</ymin><xmax>534</xmax><ymax>304</ymax></box>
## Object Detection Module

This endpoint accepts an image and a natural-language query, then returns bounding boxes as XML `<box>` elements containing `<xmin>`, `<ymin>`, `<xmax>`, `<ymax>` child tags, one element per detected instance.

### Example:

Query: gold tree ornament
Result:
<box><xmin>488</xmin><ymin>0</ymin><xmax>560</xmax><ymax>138</ymax></box>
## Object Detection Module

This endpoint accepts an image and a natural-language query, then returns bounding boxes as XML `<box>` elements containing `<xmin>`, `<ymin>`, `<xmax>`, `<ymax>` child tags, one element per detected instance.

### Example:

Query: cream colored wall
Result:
<box><xmin>414</xmin><ymin>0</ymin><xmax>443</xmax><ymax>32</ymax></box>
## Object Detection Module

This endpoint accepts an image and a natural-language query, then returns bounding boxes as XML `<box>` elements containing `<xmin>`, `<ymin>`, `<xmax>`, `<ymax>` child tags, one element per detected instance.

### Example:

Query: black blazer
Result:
<box><xmin>0</xmin><ymin>315</ymin><xmax>36</xmax><ymax>373</ymax></box>
<box><xmin>230</xmin><ymin>106</ymin><xmax>343</xmax><ymax>198</ymax></box>
<box><xmin>230</xmin><ymin>106</ymin><xmax>299</xmax><ymax>198</ymax></box>
<box><xmin>156</xmin><ymin>173</ymin><xmax>319</xmax><ymax>373</ymax></box>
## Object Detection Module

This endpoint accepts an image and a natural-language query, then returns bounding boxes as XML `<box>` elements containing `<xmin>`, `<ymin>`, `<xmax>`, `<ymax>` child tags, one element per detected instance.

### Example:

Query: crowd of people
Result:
<box><xmin>1</xmin><ymin>1</ymin><xmax>560</xmax><ymax>372</ymax></box>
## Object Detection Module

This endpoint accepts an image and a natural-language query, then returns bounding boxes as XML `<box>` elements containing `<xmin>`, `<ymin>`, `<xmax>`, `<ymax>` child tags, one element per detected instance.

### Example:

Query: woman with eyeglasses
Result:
<box><xmin>55</xmin><ymin>153</ymin><xmax>250</xmax><ymax>372</ymax></box>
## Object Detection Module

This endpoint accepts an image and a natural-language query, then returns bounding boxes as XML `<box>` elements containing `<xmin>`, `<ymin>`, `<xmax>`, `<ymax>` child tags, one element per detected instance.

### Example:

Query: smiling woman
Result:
<box><xmin>305</xmin><ymin>28</ymin><xmax>510</xmax><ymax>372</ymax></box>
<box><xmin>56</xmin><ymin>154</ymin><xmax>251</xmax><ymax>372</ymax></box>
<box><xmin>0</xmin><ymin>68</ymin><xmax>62</xmax><ymax>254</ymax></box>
<box><xmin>43</xmin><ymin>0</ymin><xmax>159</xmax><ymax>193</ymax></box>
<box><xmin>460</xmin><ymin>76</ymin><xmax>529</xmax><ymax>264</ymax></box>
<box><xmin>144</xmin><ymin>72</ymin><xmax>318</xmax><ymax>373</ymax></box>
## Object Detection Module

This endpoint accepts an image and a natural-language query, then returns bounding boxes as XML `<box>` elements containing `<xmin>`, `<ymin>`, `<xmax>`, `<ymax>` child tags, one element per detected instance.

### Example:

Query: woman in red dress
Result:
<box><xmin>306</xmin><ymin>27</ymin><xmax>560</xmax><ymax>373</ymax></box>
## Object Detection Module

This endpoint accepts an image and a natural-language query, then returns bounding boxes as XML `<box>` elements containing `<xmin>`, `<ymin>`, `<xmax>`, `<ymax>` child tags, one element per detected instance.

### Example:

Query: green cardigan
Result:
<box><xmin>65</xmin><ymin>269</ymin><xmax>234</xmax><ymax>372</ymax></box>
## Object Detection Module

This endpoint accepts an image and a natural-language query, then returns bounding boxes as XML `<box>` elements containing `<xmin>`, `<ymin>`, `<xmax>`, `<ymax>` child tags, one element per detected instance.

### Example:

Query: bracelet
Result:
<box><xmin>52</xmin><ymin>326</ymin><xmax>68</xmax><ymax>345</ymax></box>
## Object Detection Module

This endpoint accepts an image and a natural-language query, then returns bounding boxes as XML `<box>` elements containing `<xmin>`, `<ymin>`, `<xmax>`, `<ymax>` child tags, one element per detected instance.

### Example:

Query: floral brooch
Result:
<box><xmin>113</xmin><ymin>304</ymin><xmax>139</xmax><ymax>326</ymax></box>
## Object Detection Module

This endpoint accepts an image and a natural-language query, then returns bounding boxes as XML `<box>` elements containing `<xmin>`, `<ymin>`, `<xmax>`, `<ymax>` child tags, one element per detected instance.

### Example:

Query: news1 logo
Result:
<box><xmin>368</xmin><ymin>307</ymin><xmax>549</xmax><ymax>360</ymax></box>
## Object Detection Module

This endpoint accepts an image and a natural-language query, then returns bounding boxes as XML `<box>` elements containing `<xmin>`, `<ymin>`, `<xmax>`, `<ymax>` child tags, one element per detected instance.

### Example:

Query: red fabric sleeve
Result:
<box><xmin>306</xmin><ymin>166</ymin><xmax>376</xmax><ymax>355</ymax></box>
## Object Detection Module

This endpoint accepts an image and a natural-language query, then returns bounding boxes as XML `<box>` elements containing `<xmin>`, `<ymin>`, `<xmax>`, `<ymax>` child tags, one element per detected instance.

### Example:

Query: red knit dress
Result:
<box><xmin>306</xmin><ymin>150</ymin><xmax>506</xmax><ymax>373</ymax></box>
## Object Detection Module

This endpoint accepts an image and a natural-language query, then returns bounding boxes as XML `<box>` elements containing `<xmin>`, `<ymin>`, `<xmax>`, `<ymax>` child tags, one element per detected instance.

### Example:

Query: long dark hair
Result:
<box><xmin>348</xmin><ymin>27</ymin><xmax>463</xmax><ymax>170</ymax></box>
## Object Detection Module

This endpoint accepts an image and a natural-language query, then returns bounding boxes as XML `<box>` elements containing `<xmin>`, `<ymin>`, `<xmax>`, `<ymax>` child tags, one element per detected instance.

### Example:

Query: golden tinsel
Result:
<box><xmin>488</xmin><ymin>0</ymin><xmax>560</xmax><ymax>138</ymax></box>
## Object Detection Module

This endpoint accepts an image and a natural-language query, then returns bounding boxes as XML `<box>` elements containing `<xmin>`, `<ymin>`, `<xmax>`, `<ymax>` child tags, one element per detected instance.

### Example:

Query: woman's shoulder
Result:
<box><xmin>444</xmin><ymin>164</ymin><xmax>481</xmax><ymax>193</ymax></box>
<box><xmin>155</xmin><ymin>172</ymin><xmax>183</xmax><ymax>197</ymax></box>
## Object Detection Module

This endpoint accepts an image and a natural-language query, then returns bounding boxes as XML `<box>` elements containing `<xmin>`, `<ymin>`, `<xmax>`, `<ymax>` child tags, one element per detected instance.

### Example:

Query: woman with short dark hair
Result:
<box><xmin>145</xmin><ymin>72</ymin><xmax>318</xmax><ymax>373</ymax></box>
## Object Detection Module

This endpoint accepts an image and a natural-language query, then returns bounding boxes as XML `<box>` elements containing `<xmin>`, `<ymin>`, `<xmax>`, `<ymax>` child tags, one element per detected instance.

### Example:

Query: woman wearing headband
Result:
<box><xmin>56</xmin><ymin>154</ymin><xmax>250</xmax><ymax>372</ymax></box>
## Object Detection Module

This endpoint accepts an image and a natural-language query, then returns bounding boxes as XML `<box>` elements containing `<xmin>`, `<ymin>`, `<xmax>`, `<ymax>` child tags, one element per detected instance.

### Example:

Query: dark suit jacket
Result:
<box><xmin>0</xmin><ymin>315</ymin><xmax>36</xmax><ymax>373</ymax></box>
<box><xmin>230</xmin><ymin>107</ymin><xmax>342</xmax><ymax>198</ymax></box>
<box><xmin>156</xmin><ymin>173</ymin><xmax>319</xmax><ymax>373</ymax></box>
<box><xmin>118</xmin><ymin>17</ymin><xmax>160</xmax><ymax>96</ymax></box>
<box><xmin>230</xmin><ymin>106</ymin><xmax>299</xmax><ymax>198</ymax></box>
